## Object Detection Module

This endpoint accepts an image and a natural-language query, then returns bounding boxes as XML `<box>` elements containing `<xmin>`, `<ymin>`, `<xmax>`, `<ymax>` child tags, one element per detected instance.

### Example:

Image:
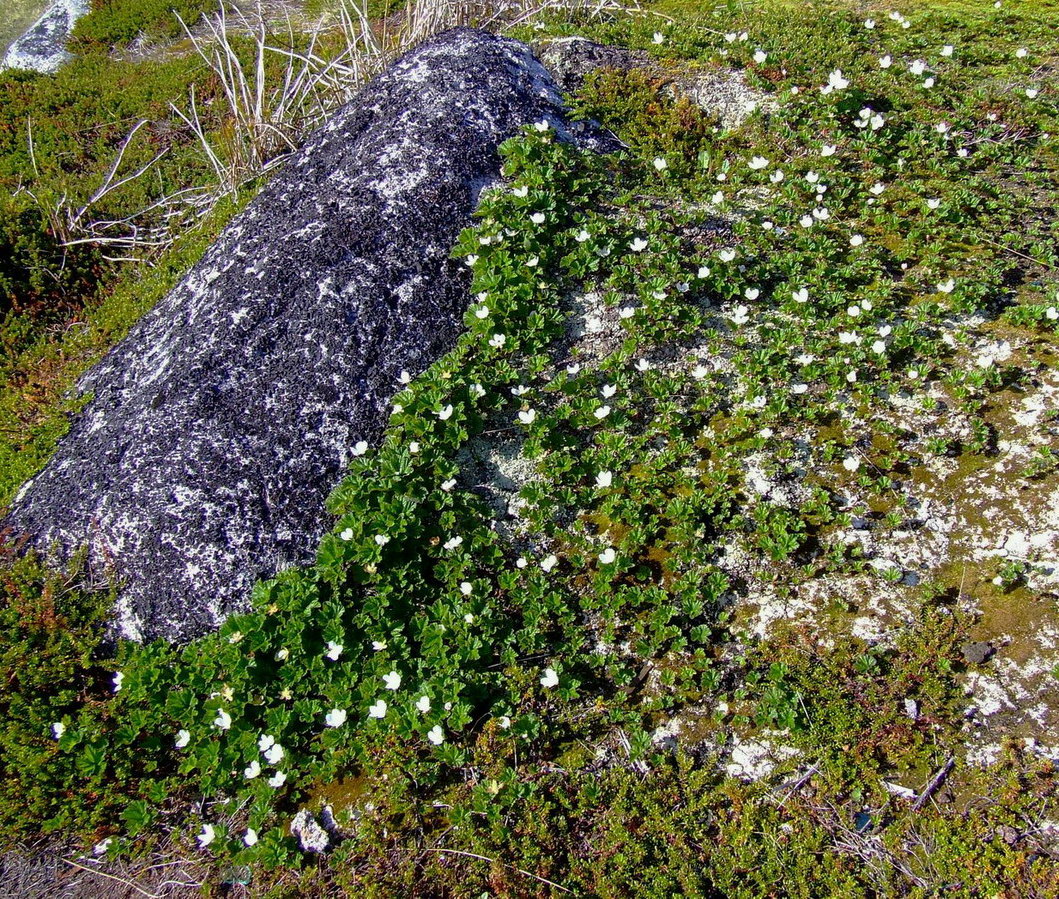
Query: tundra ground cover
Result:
<box><xmin>3</xmin><ymin>0</ymin><xmax>1059</xmax><ymax>896</ymax></box>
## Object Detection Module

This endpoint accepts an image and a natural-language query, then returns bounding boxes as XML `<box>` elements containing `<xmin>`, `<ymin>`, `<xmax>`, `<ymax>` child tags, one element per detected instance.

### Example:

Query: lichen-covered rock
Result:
<box><xmin>1</xmin><ymin>0</ymin><xmax>90</xmax><ymax>74</ymax></box>
<box><xmin>290</xmin><ymin>810</ymin><xmax>330</xmax><ymax>854</ymax></box>
<box><xmin>537</xmin><ymin>35</ymin><xmax>775</xmax><ymax>130</ymax></box>
<box><xmin>3</xmin><ymin>28</ymin><xmax>609</xmax><ymax>642</ymax></box>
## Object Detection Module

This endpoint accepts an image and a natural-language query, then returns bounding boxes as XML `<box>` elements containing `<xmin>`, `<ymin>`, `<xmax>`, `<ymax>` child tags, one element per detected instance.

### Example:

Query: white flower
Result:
<box><xmin>748</xmin><ymin>155</ymin><xmax>769</xmax><ymax>170</ymax></box>
<box><xmin>113</xmin><ymin>672</ymin><xmax>124</xmax><ymax>693</ymax></box>
<box><xmin>619</xmin><ymin>306</ymin><xmax>636</xmax><ymax>319</ymax></box>
<box><xmin>935</xmin><ymin>121</ymin><xmax>949</xmax><ymax>134</ymax></box>
<box><xmin>437</xmin><ymin>404</ymin><xmax>454</xmax><ymax>420</ymax></box>
<box><xmin>409</xmin><ymin>441</ymin><xmax>420</xmax><ymax>454</ymax></box>
<box><xmin>566</xmin><ymin>363</ymin><xmax>581</xmax><ymax>375</ymax></box>
<box><xmin>843</xmin><ymin>456</ymin><xmax>860</xmax><ymax>472</ymax></box>
<box><xmin>527</xmin><ymin>255</ymin><xmax>539</xmax><ymax>268</ymax></box>
<box><xmin>1026</xmin><ymin>88</ymin><xmax>1039</xmax><ymax>99</ymax></box>
<box><xmin>923</xmin><ymin>77</ymin><xmax>935</xmax><ymax>88</ymax></box>
<box><xmin>870</xmin><ymin>183</ymin><xmax>886</xmax><ymax>196</ymax></box>
<box><xmin>846</xmin><ymin>370</ymin><xmax>858</xmax><ymax>383</ymax></box>
<box><xmin>540</xmin><ymin>668</ymin><xmax>560</xmax><ymax>688</ymax></box>
<box><xmin>753</xmin><ymin>50</ymin><xmax>767</xmax><ymax>64</ymax></box>
<box><xmin>927</xmin><ymin>197</ymin><xmax>942</xmax><ymax>209</ymax></box>
<box><xmin>594</xmin><ymin>405</ymin><xmax>611</xmax><ymax>420</ymax></box>
<box><xmin>698</xmin><ymin>265</ymin><xmax>710</xmax><ymax>278</ymax></box>
<box><xmin>427</xmin><ymin>725</ymin><xmax>445</xmax><ymax>745</ymax></box>
<box><xmin>942</xmin><ymin>45</ymin><xmax>954</xmax><ymax>57</ymax></box>
<box><xmin>629</xmin><ymin>237</ymin><xmax>648</xmax><ymax>252</ymax></box>
<box><xmin>879</xmin><ymin>55</ymin><xmax>892</xmax><ymax>68</ymax></box>
<box><xmin>692</xmin><ymin>364</ymin><xmax>709</xmax><ymax>380</ymax></box>
<box><xmin>517</xmin><ymin>409</ymin><xmax>536</xmax><ymax>425</ymax></box>
<box><xmin>368</xmin><ymin>699</ymin><xmax>388</xmax><ymax>719</ymax></box>
<box><xmin>879</xmin><ymin>324</ymin><xmax>893</xmax><ymax>337</ymax></box>
<box><xmin>652</xmin><ymin>31</ymin><xmax>665</xmax><ymax>44</ymax></box>
<box><xmin>596</xmin><ymin>471</ymin><xmax>613</xmax><ymax>488</ymax></box>
<box><xmin>957</xmin><ymin>148</ymin><xmax>969</xmax><ymax>158</ymax></box>
<box><xmin>325</xmin><ymin>708</ymin><xmax>348</xmax><ymax>728</ymax></box>
<box><xmin>416</xmin><ymin>695</ymin><xmax>431</xmax><ymax>714</ymax></box>
<box><xmin>175</xmin><ymin>729</ymin><xmax>190</xmax><ymax>749</ymax></box>
<box><xmin>730</xmin><ymin>305</ymin><xmax>750</xmax><ymax>326</ymax></box>
<box><xmin>465</xmin><ymin>255</ymin><xmax>478</xmax><ymax>266</ymax></box>
<box><xmin>460</xmin><ymin>581</ymin><xmax>473</xmax><ymax>596</ymax></box>
<box><xmin>325</xmin><ymin>641</ymin><xmax>344</xmax><ymax>660</ymax></box>
<box><xmin>828</xmin><ymin>69</ymin><xmax>850</xmax><ymax>90</ymax></box>
<box><xmin>470</xmin><ymin>383</ymin><xmax>486</xmax><ymax>398</ymax></box>
<box><xmin>475</xmin><ymin>305</ymin><xmax>490</xmax><ymax>319</ymax></box>
<box><xmin>870</xmin><ymin>114</ymin><xmax>885</xmax><ymax>130</ymax></box>
<box><xmin>821</xmin><ymin>144</ymin><xmax>837</xmax><ymax>157</ymax></box>
<box><xmin>796</xmin><ymin>353</ymin><xmax>815</xmax><ymax>365</ymax></box>
<box><xmin>800</xmin><ymin>215</ymin><xmax>814</xmax><ymax>228</ymax></box>
<box><xmin>443</xmin><ymin>535</ymin><xmax>463</xmax><ymax>551</ymax></box>
<box><xmin>653</xmin><ymin>157</ymin><xmax>668</xmax><ymax>171</ymax></box>
<box><xmin>441</xmin><ymin>478</ymin><xmax>457</xmax><ymax>492</ymax></box>
<box><xmin>264</xmin><ymin>743</ymin><xmax>284</xmax><ymax>764</ymax></box>
<box><xmin>1046</xmin><ymin>306</ymin><xmax>1059</xmax><ymax>321</ymax></box>
<box><xmin>533</xmin><ymin>119</ymin><xmax>550</xmax><ymax>132</ymax></box>
<box><xmin>724</xmin><ymin>31</ymin><xmax>737</xmax><ymax>42</ymax></box>
<box><xmin>792</xmin><ymin>288</ymin><xmax>809</xmax><ymax>303</ymax></box>
<box><xmin>812</xmin><ymin>207</ymin><xmax>830</xmax><ymax>221</ymax></box>
<box><xmin>872</xmin><ymin>340</ymin><xmax>887</xmax><ymax>354</ymax></box>
<box><xmin>745</xmin><ymin>287</ymin><xmax>760</xmax><ymax>300</ymax></box>
<box><xmin>712</xmin><ymin>190</ymin><xmax>725</xmax><ymax>204</ymax></box>
<box><xmin>268</xmin><ymin>771</ymin><xmax>287</xmax><ymax>788</ymax></box>
<box><xmin>1016</xmin><ymin>47</ymin><xmax>1028</xmax><ymax>59</ymax></box>
<box><xmin>372</xmin><ymin>640</ymin><xmax>387</xmax><ymax>651</ymax></box>
<box><xmin>541</xmin><ymin>554</ymin><xmax>558</xmax><ymax>572</ymax></box>
<box><xmin>488</xmin><ymin>333</ymin><xmax>506</xmax><ymax>348</ymax></box>
<box><xmin>718</xmin><ymin>248</ymin><xmax>737</xmax><ymax>262</ymax></box>
<box><xmin>52</xmin><ymin>722</ymin><xmax>65</xmax><ymax>739</ymax></box>
<box><xmin>601</xmin><ymin>383</ymin><xmax>617</xmax><ymax>398</ymax></box>
<box><xmin>512</xmin><ymin>185</ymin><xmax>529</xmax><ymax>197</ymax></box>
<box><xmin>244</xmin><ymin>760</ymin><xmax>261</xmax><ymax>779</ymax></box>
<box><xmin>575</xmin><ymin>229</ymin><xmax>591</xmax><ymax>242</ymax></box>
<box><xmin>374</xmin><ymin>534</ymin><xmax>390</xmax><ymax>546</ymax></box>
<box><xmin>848</xmin><ymin>304</ymin><xmax>861</xmax><ymax>318</ymax></box>
<box><xmin>339</xmin><ymin>527</ymin><xmax>354</xmax><ymax>541</ymax></box>
<box><xmin>599</xmin><ymin>547</ymin><xmax>617</xmax><ymax>565</ymax></box>
<box><xmin>243</xmin><ymin>829</ymin><xmax>258</xmax><ymax>847</ymax></box>
<box><xmin>865</xmin><ymin>18</ymin><xmax>875</xmax><ymax>28</ymax></box>
<box><xmin>213</xmin><ymin>709</ymin><xmax>232</xmax><ymax>730</ymax></box>
<box><xmin>258</xmin><ymin>734</ymin><xmax>276</xmax><ymax>751</ymax></box>
<box><xmin>937</xmin><ymin>279</ymin><xmax>955</xmax><ymax>294</ymax></box>
<box><xmin>383</xmin><ymin>671</ymin><xmax>402</xmax><ymax>691</ymax></box>
<box><xmin>530</xmin><ymin>212</ymin><xmax>545</xmax><ymax>225</ymax></box>
<box><xmin>635</xmin><ymin>358</ymin><xmax>651</xmax><ymax>372</ymax></box>
<box><xmin>839</xmin><ymin>331</ymin><xmax>861</xmax><ymax>345</ymax></box>
<box><xmin>910</xmin><ymin>59</ymin><xmax>926</xmax><ymax>76</ymax></box>
<box><xmin>352</xmin><ymin>440</ymin><xmax>368</xmax><ymax>457</ymax></box>
<box><xmin>197</xmin><ymin>824</ymin><xmax>215</xmax><ymax>848</ymax></box>
<box><xmin>791</xmin><ymin>383</ymin><xmax>809</xmax><ymax>394</ymax></box>
<box><xmin>850</xmin><ymin>234</ymin><xmax>865</xmax><ymax>247</ymax></box>
<box><xmin>769</xmin><ymin>170</ymin><xmax>784</xmax><ymax>184</ymax></box>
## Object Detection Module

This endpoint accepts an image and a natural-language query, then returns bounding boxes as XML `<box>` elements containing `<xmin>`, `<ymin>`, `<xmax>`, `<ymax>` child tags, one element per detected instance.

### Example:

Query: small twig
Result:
<box><xmin>420</xmin><ymin>846</ymin><xmax>574</xmax><ymax>894</ymax></box>
<box><xmin>62</xmin><ymin>859</ymin><xmax>163</xmax><ymax>898</ymax></box>
<box><xmin>912</xmin><ymin>756</ymin><xmax>955</xmax><ymax>811</ymax></box>
<box><xmin>775</xmin><ymin>763</ymin><xmax>820</xmax><ymax>808</ymax></box>
<box><xmin>977</xmin><ymin>235</ymin><xmax>1057</xmax><ymax>271</ymax></box>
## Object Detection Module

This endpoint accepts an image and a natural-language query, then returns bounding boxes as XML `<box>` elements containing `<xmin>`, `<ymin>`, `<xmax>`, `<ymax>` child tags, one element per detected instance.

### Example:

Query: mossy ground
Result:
<box><xmin>2</xmin><ymin>0</ymin><xmax>1059</xmax><ymax>896</ymax></box>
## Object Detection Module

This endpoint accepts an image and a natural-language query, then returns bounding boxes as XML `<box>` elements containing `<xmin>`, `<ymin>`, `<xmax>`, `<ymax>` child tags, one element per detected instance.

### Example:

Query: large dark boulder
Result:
<box><xmin>4</xmin><ymin>28</ymin><xmax>609</xmax><ymax>642</ymax></box>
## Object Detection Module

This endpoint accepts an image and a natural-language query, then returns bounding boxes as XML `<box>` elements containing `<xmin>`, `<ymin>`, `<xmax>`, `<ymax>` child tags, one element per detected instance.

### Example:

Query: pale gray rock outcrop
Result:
<box><xmin>2</xmin><ymin>0</ymin><xmax>89</xmax><ymax>73</ymax></box>
<box><xmin>3</xmin><ymin>28</ymin><xmax>612</xmax><ymax>642</ymax></box>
